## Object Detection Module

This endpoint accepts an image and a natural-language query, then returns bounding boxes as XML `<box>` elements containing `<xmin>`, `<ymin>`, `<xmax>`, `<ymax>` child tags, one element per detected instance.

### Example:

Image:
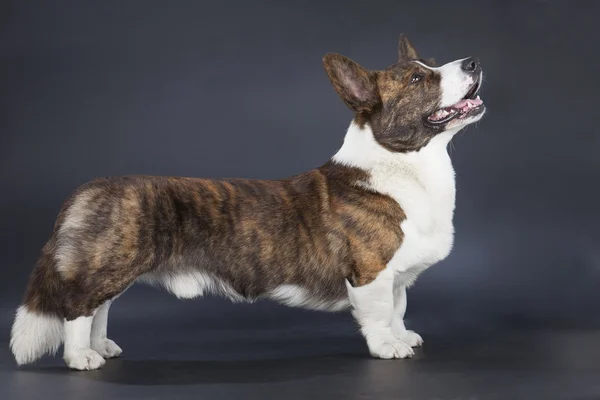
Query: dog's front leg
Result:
<box><xmin>391</xmin><ymin>279</ymin><xmax>423</xmax><ymax>347</ymax></box>
<box><xmin>346</xmin><ymin>269</ymin><xmax>414</xmax><ymax>359</ymax></box>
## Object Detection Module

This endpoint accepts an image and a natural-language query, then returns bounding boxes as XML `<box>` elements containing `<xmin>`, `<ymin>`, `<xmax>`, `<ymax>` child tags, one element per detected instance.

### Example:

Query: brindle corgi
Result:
<box><xmin>11</xmin><ymin>35</ymin><xmax>485</xmax><ymax>370</ymax></box>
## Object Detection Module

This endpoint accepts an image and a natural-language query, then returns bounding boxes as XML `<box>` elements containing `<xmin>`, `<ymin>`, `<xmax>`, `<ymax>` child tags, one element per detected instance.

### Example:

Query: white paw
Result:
<box><xmin>64</xmin><ymin>348</ymin><xmax>106</xmax><ymax>370</ymax></box>
<box><xmin>91</xmin><ymin>338</ymin><xmax>123</xmax><ymax>359</ymax></box>
<box><xmin>368</xmin><ymin>336</ymin><xmax>414</xmax><ymax>359</ymax></box>
<box><xmin>395</xmin><ymin>330</ymin><xmax>424</xmax><ymax>347</ymax></box>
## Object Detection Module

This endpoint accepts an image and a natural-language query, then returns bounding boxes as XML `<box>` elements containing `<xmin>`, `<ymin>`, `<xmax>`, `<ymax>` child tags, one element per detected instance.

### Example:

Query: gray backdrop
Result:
<box><xmin>1</xmin><ymin>0</ymin><xmax>599</xmax><ymax>381</ymax></box>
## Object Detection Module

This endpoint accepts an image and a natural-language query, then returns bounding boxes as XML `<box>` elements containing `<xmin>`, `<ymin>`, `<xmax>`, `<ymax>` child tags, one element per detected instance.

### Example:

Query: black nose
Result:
<box><xmin>461</xmin><ymin>57</ymin><xmax>480</xmax><ymax>73</ymax></box>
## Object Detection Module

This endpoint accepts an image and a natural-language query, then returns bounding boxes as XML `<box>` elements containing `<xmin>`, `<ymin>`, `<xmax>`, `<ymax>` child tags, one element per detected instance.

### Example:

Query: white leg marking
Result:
<box><xmin>91</xmin><ymin>301</ymin><xmax>122</xmax><ymax>359</ymax></box>
<box><xmin>63</xmin><ymin>314</ymin><xmax>105</xmax><ymax>370</ymax></box>
<box><xmin>346</xmin><ymin>270</ymin><xmax>414</xmax><ymax>359</ymax></box>
<box><xmin>391</xmin><ymin>282</ymin><xmax>423</xmax><ymax>347</ymax></box>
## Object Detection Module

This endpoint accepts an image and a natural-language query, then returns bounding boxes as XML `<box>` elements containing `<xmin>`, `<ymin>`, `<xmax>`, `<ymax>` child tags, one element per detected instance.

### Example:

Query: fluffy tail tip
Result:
<box><xmin>10</xmin><ymin>305</ymin><xmax>63</xmax><ymax>365</ymax></box>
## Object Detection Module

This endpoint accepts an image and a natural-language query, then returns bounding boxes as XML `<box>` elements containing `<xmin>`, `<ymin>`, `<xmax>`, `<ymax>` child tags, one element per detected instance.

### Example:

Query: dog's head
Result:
<box><xmin>323</xmin><ymin>35</ymin><xmax>485</xmax><ymax>152</ymax></box>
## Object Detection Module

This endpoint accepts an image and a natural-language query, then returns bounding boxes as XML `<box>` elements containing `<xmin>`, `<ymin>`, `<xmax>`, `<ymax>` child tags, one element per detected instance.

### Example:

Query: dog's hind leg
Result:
<box><xmin>62</xmin><ymin>268</ymin><xmax>139</xmax><ymax>370</ymax></box>
<box><xmin>63</xmin><ymin>290</ymin><xmax>129</xmax><ymax>370</ymax></box>
<box><xmin>91</xmin><ymin>300</ymin><xmax>123</xmax><ymax>359</ymax></box>
<box><xmin>64</xmin><ymin>313</ymin><xmax>105</xmax><ymax>370</ymax></box>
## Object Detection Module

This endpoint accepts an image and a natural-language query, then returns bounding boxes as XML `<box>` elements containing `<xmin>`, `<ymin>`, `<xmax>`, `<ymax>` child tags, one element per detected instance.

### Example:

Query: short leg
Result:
<box><xmin>91</xmin><ymin>301</ymin><xmax>122</xmax><ymax>359</ymax></box>
<box><xmin>391</xmin><ymin>279</ymin><xmax>423</xmax><ymax>347</ymax></box>
<box><xmin>63</xmin><ymin>314</ymin><xmax>106</xmax><ymax>370</ymax></box>
<box><xmin>346</xmin><ymin>270</ymin><xmax>414</xmax><ymax>359</ymax></box>
<box><xmin>61</xmin><ymin>266</ymin><xmax>133</xmax><ymax>370</ymax></box>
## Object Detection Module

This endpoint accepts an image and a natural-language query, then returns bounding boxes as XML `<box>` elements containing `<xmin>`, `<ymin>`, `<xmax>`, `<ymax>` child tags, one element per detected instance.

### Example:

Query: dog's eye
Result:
<box><xmin>410</xmin><ymin>73</ymin><xmax>423</xmax><ymax>84</ymax></box>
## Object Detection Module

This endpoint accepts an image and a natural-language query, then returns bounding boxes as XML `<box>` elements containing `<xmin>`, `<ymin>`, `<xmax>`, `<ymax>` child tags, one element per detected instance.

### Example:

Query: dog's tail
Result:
<box><xmin>11</xmin><ymin>240</ymin><xmax>65</xmax><ymax>365</ymax></box>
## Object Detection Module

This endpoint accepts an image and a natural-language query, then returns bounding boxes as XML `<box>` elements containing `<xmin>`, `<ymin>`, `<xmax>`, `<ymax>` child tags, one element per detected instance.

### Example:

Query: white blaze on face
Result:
<box><xmin>414</xmin><ymin>59</ymin><xmax>476</xmax><ymax>108</ymax></box>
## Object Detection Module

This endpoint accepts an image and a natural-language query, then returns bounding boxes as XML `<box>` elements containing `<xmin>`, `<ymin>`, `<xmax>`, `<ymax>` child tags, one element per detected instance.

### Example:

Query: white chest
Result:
<box><xmin>333</xmin><ymin>122</ymin><xmax>458</xmax><ymax>284</ymax></box>
<box><xmin>376</xmin><ymin>138</ymin><xmax>456</xmax><ymax>280</ymax></box>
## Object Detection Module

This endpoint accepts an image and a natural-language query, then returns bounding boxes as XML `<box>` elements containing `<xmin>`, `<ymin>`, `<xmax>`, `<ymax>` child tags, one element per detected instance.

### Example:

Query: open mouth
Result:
<box><xmin>427</xmin><ymin>79</ymin><xmax>484</xmax><ymax>125</ymax></box>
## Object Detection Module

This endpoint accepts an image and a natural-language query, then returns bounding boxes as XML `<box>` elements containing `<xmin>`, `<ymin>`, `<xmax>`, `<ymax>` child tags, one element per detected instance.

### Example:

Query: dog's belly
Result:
<box><xmin>138</xmin><ymin>268</ymin><xmax>351</xmax><ymax>311</ymax></box>
<box><xmin>137</xmin><ymin>270</ymin><xmax>247</xmax><ymax>302</ymax></box>
<box><xmin>267</xmin><ymin>284</ymin><xmax>350</xmax><ymax>311</ymax></box>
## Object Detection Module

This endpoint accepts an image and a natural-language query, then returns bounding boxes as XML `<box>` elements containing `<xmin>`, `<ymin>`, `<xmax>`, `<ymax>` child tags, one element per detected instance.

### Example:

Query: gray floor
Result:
<box><xmin>2</xmin><ymin>293</ymin><xmax>600</xmax><ymax>400</ymax></box>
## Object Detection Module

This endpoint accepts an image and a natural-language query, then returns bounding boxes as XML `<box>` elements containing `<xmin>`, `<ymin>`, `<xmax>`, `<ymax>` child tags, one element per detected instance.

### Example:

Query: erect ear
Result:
<box><xmin>323</xmin><ymin>53</ymin><xmax>379</xmax><ymax>113</ymax></box>
<box><xmin>398</xmin><ymin>34</ymin><xmax>420</xmax><ymax>61</ymax></box>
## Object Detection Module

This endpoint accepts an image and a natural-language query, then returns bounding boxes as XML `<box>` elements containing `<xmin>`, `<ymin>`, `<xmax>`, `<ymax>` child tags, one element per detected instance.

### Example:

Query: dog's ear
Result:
<box><xmin>323</xmin><ymin>53</ymin><xmax>379</xmax><ymax>113</ymax></box>
<box><xmin>398</xmin><ymin>34</ymin><xmax>419</xmax><ymax>61</ymax></box>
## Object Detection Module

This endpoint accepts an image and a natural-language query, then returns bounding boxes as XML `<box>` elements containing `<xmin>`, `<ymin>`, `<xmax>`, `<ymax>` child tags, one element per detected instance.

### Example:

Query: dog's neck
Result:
<box><xmin>331</xmin><ymin>121</ymin><xmax>458</xmax><ymax>228</ymax></box>
<box><xmin>332</xmin><ymin>121</ymin><xmax>458</xmax><ymax>171</ymax></box>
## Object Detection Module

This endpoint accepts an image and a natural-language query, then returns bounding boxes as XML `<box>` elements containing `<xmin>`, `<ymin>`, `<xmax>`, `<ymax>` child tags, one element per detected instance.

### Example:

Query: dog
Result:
<box><xmin>10</xmin><ymin>35</ymin><xmax>485</xmax><ymax>370</ymax></box>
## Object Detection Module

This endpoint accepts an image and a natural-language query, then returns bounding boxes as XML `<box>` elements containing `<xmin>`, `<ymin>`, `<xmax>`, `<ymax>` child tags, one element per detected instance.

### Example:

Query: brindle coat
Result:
<box><xmin>21</xmin><ymin>36</ymin><xmax>447</xmax><ymax>321</ymax></box>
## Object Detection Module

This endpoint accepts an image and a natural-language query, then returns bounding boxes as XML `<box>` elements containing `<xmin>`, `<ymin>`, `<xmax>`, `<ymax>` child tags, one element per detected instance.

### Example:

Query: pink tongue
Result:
<box><xmin>452</xmin><ymin>97</ymin><xmax>483</xmax><ymax>109</ymax></box>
